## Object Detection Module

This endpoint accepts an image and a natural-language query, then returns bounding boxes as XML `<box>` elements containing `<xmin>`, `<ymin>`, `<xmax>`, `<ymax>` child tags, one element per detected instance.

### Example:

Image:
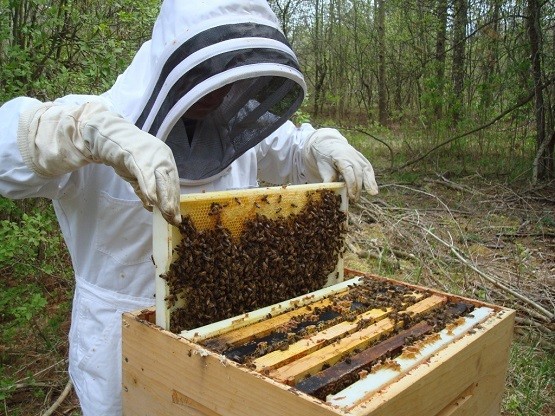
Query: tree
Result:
<box><xmin>434</xmin><ymin>0</ymin><xmax>449</xmax><ymax>120</ymax></box>
<box><xmin>527</xmin><ymin>0</ymin><xmax>554</xmax><ymax>180</ymax></box>
<box><xmin>376</xmin><ymin>0</ymin><xmax>388</xmax><ymax>125</ymax></box>
<box><xmin>451</xmin><ymin>0</ymin><xmax>468</xmax><ymax>124</ymax></box>
<box><xmin>0</xmin><ymin>0</ymin><xmax>158</xmax><ymax>102</ymax></box>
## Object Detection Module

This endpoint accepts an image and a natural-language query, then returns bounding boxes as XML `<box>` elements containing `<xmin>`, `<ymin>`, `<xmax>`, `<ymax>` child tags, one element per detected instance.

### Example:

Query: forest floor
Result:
<box><xmin>1</xmin><ymin>175</ymin><xmax>554</xmax><ymax>415</ymax></box>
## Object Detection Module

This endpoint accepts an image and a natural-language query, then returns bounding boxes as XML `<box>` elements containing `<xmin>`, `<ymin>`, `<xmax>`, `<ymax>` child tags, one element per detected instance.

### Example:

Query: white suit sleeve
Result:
<box><xmin>255</xmin><ymin>120</ymin><xmax>320</xmax><ymax>185</ymax></box>
<box><xmin>0</xmin><ymin>97</ymin><xmax>73</xmax><ymax>200</ymax></box>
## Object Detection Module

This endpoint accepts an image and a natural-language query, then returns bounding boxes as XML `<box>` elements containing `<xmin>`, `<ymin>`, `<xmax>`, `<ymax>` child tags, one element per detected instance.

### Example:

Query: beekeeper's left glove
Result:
<box><xmin>18</xmin><ymin>101</ymin><xmax>181</xmax><ymax>225</ymax></box>
<box><xmin>303</xmin><ymin>128</ymin><xmax>378</xmax><ymax>201</ymax></box>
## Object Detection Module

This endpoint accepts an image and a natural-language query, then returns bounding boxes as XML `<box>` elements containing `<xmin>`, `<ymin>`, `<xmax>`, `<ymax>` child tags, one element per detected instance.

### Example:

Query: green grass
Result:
<box><xmin>503</xmin><ymin>340</ymin><xmax>555</xmax><ymax>415</ymax></box>
<box><xmin>345</xmin><ymin>121</ymin><xmax>536</xmax><ymax>182</ymax></box>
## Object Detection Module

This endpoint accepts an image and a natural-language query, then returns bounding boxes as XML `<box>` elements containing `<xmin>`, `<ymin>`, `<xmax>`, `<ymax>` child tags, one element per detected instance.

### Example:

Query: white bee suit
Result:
<box><xmin>0</xmin><ymin>1</ymin><xmax>377</xmax><ymax>414</ymax></box>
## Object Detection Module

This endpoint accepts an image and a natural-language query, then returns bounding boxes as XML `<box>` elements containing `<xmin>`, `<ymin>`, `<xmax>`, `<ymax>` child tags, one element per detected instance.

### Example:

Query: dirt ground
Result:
<box><xmin>2</xmin><ymin>175</ymin><xmax>554</xmax><ymax>415</ymax></box>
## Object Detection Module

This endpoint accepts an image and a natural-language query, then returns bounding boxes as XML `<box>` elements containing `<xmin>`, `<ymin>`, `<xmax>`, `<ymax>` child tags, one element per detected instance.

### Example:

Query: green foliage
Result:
<box><xmin>0</xmin><ymin>207</ymin><xmax>53</xmax><ymax>342</ymax></box>
<box><xmin>0</xmin><ymin>209</ymin><xmax>55</xmax><ymax>276</ymax></box>
<box><xmin>0</xmin><ymin>368</ymin><xmax>16</xmax><ymax>401</ymax></box>
<box><xmin>0</xmin><ymin>196</ymin><xmax>22</xmax><ymax>220</ymax></box>
<box><xmin>503</xmin><ymin>340</ymin><xmax>555</xmax><ymax>415</ymax></box>
<box><xmin>0</xmin><ymin>286</ymin><xmax>47</xmax><ymax>342</ymax></box>
<box><xmin>0</xmin><ymin>202</ymin><xmax>71</xmax><ymax>335</ymax></box>
<box><xmin>292</xmin><ymin>95</ymin><xmax>312</xmax><ymax>125</ymax></box>
<box><xmin>0</xmin><ymin>0</ymin><xmax>159</xmax><ymax>101</ymax></box>
<box><xmin>0</xmin><ymin>201</ymin><xmax>71</xmax><ymax>405</ymax></box>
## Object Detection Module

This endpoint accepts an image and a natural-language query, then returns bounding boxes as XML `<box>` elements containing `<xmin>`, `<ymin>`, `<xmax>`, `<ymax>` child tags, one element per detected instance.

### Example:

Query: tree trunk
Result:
<box><xmin>269</xmin><ymin>0</ymin><xmax>294</xmax><ymax>38</ymax></box>
<box><xmin>434</xmin><ymin>0</ymin><xmax>448</xmax><ymax>120</ymax></box>
<box><xmin>312</xmin><ymin>0</ymin><xmax>327</xmax><ymax>118</ymax></box>
<box><xmin>451</xmin><ymin>0</ymin><xmax>468</xmax><ymax>124</ymax></box>
<box><xmin>527</xmin><ymin>0</ymin><xmax>552</xmax><ymax>180</ymax></box>
<box><xmin>377</xmin><ymin>0</ymin><xmax>387</xmax><ymax>125</ymax></box>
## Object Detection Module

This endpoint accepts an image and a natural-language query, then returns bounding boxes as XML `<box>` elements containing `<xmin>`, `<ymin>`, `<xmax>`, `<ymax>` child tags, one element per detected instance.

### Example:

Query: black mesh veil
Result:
<box><xmin>164</xmin><ymin>76</ymin><xmax>304</xmax><ymax>181</ymax></box>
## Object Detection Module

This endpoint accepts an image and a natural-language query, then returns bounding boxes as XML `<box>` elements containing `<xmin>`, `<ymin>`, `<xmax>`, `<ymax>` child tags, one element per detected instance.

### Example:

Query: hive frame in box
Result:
<box><xmin>153</xmin><ymin>182</ymin><xmax>348</xmax><ymax>331</ymax></box>
<box><xmin>122</xmin><ymin>270</ymin><xmax>515</xmax><ymax>416</ymax></box>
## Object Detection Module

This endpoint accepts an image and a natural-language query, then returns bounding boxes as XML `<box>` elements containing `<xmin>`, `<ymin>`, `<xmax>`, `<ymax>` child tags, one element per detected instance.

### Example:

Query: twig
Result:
<box><xmin>0</xmin><ymin>382</ymin><xmax>53</xmax><ymax>392</ymax></box>
<box><xmin>41</xmin><ymin>379</ymin><xmax>73</xmax><ymax>416</ymax></box>
<box><xmin>496</xmin><ymin>231</ymin><xmax>555</xmax><ymax>239</ymax></box>
<box><xmin>15</xmin><ymin>358</ymin><xmax>68</xmax><ymax>382</ymax></box>
<box><xmin>514</xmin><ymin>328</ymin><xmax>555</xmax><ymax>351</ymax></box>
<box><xmin>345</xmin><ymin>237</ymin><xmax>361</xmax><ymax>255</ymax></box>
<box><xmin>423</xmin><ymin>227</ymin><xmax>555</xmax><ymax>322</ymax></box>
<box><xmin>346</xmin><ymin>127</ymin><xmax>395</xmax><ymax>169</ymax></box>
<box><xmin>515</xmin><ymin>317</ymin><xmax>554</xmax><ymax>335</ymax></box>
<box><xmin>424</xmin><ymin>174</ymin><xmax>483</xmax><ymax>196</ymax></box>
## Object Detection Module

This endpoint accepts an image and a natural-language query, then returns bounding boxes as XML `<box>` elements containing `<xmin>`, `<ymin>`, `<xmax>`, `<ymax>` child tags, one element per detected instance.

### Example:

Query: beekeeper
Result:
<box><xmin>0</xmin><ymin>1</ymin><xmax>378</xmax><ymax>414</ymax></box>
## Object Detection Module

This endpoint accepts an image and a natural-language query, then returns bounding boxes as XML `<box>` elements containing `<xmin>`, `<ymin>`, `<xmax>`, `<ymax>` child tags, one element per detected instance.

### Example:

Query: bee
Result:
<box><xmin>278</xmin><ymin>342</ymin><xmax>290</xmax><ymax>351</ymax></box>
<box><xmin>164</xmin><ymin>294</ymin><xmax>177</xmax><ymax>307</ymax></box>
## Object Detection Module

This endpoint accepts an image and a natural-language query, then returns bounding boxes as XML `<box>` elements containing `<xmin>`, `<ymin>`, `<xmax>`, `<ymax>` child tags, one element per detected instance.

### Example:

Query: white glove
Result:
<box><xmin>18</xmin><ymin>101</ymin><xmax>181</xmax><ymax>225</ymax></box>
<box><xmin>303</xmin><ymin>128</ymin><xmax>378</xmax><ymax>201</ymax></box>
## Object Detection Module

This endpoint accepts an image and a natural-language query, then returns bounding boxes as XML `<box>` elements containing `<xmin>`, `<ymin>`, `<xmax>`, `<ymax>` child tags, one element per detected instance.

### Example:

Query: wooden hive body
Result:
<box><xmin>122</xmin><ymin>270</ymin><xmax>515</xmax><ymax>416</ymax></box>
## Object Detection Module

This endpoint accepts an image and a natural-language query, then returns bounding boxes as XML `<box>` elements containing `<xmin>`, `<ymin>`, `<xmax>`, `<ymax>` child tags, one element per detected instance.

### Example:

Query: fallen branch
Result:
<box><xmin>422</xmin><ymin>228</ymin><xmax>555</xmax><ymax>322</ymax></box>
<box><xmin>514</xmin><ymin>328</ymin><xmax>555</xmax><ymax>351</ymax></box>
<box><xmin>15</xmin><ymin>358</ymin><xmax>68</xmax><ymax>385</ymax></box>
<box><xmin>346</xmin><ymin>128</ymin><xmax>395</xmax><ymax>169</ymax></box>
<box><xmin>41</xmin><ymin>379</ymin><xmax>73</xmax><ymax>416</ymax></box>
<box><xmin>514</xmin><ymin>317</ymin><xmax>554</xmax><ymax>335</ymax></box>
<box><xmin>496</xmin><ymin>231</ymin><xmax>555</xmax><ymax>239</ymax></box>
<box><xmin>424</xmin><ymin>174</ymin><xmax>483</xmax><ymax>196</ymax></box>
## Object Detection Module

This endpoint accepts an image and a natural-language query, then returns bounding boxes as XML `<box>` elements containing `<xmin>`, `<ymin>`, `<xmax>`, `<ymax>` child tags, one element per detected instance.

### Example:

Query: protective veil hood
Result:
<box><xmin>103</xmin><ymin>0</ymin><xmax>306</xmax><ymax>183</ymax></box>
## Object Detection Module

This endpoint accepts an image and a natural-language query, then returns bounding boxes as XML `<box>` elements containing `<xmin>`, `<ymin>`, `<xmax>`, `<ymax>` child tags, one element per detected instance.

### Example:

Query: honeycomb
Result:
<box><xmin>179</xmin><ymin>184</ymin><xmax>338</xmax><ymax>237</ymax></box>
<box><xmin>159</xmin><ymin>183</ymin><xmax>348</xmax><ymax>333</ymax></box>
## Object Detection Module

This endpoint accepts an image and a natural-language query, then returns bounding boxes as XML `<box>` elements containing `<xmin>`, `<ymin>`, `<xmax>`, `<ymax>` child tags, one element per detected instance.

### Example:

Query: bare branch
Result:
<box><xmin>41</xmin><ymin>379</ymin><xmax>73</xmax><ymax>416</ymax></box>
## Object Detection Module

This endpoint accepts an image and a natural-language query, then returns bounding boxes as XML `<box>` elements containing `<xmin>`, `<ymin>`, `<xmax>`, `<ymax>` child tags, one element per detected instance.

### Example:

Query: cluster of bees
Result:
<box><xmin>210</xmin><ymin>277</ymin><xmax>474</xmax><ymax>379</ymax></box>
<box><xmin>162</xmin><ymin>189</ymin><xmax>347</xmax><ymax>333</ymax></box>
<box><xmin>216</xmin><ymin>278</ymin><xmax>426</xmax><ymax>362</ymax></box>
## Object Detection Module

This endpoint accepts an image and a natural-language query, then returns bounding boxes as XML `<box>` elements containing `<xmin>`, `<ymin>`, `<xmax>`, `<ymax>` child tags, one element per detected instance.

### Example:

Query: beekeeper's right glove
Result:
<box><xmin>303</xmin><ymin>128</ymin><xmax>378</xmax><ymax>202</ymax></box>
<box><xmin>18</xmin><ymin>101</ymin><xmax>181</xmax><ymax>225</ymax></box>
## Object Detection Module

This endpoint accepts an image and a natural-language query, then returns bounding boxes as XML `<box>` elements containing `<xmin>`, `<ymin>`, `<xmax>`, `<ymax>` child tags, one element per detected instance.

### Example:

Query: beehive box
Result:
<box><xmin>123</xmin><ymin>272</ymin><xmax>514</xmax><ymax>416</ymax></box>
